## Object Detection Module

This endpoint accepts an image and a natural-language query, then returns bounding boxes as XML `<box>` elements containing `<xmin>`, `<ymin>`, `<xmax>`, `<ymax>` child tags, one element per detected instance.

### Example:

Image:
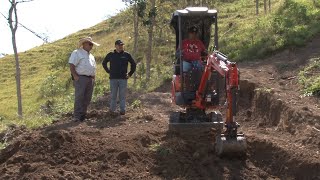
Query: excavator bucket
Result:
<box><xmin>215</xmin><ymin>134</ymin><xmax>247</xmax><ymax>156</ymax></box>
<box><xmin>169</xmin><ymin>111</ymin><xmax>247</xmax><ymax>156</ymax></box>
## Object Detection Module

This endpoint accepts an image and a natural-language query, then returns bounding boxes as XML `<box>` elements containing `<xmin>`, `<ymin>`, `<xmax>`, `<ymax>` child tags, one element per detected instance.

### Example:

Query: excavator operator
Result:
<box><xmin>181</xmin><ymin>26</ymin><xmax>207</xmax><ymax>72</ymax></box>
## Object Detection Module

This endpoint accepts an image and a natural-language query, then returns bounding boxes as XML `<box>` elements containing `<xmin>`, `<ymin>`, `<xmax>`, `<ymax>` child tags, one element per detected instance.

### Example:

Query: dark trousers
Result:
<box><xmin>74</xmin><ymin>76</ymin><xmax>94</xmax><ymax>120</ymax></box>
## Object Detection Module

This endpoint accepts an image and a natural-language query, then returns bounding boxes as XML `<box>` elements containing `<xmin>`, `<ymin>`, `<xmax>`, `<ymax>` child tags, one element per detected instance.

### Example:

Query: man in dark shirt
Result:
<box><xmin>102</xmin><ymin>39</ymin><xmax>136</xmax><ymax>115</ymax></box>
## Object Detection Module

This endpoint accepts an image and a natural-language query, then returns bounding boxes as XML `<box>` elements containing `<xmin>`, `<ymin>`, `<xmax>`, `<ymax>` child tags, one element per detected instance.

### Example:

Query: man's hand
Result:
<box><xmin>70</xmin><ymin>64</ymin><xmax>79</xmax><ymax>81</ymax></box>
<box><xmin>126</xmin><ymin>73</ymin><xmax>130</xmax><ymax>79</ymax></box>
<box><xmin>74</xmin><ymin>75</ymin><xmax>80</xmax><ymax>81</ymax></box>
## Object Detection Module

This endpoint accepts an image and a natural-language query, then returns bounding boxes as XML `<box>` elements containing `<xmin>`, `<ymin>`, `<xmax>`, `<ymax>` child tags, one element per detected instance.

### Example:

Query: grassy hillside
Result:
<box><xmin>0</xmin><ymin>0</ymin><xmax>319</xmax><ymax>131</ymax></box>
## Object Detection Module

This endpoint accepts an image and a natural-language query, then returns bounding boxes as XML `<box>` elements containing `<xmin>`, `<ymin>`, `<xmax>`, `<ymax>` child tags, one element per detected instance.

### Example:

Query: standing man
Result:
<box><xmin>69</xmin><ymin>37</ymin><xmax>100</xmax><ymax>122</ymax></box>
<box><xmin>102</xmin><ymin>39</ymin><xmax>136</xmax><ymax>115</ymax></box>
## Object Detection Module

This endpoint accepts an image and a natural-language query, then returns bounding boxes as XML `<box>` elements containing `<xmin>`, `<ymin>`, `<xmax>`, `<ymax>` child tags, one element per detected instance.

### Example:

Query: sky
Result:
<box><xmin>0</xmin><ymin>0</ymin><xmax>126</xmax><ymax>56</ymax></box>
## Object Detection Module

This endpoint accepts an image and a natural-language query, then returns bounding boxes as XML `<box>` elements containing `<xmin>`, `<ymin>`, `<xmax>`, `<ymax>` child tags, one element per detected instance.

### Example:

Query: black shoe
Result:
<box><xmin>108</xmin><ymin>111</ymin><xmax>118</xmax><ymax>117</ymax></box>
<box><xmin>80</xmin><ymin>115</ymin><xmax>86</xmax><ymax>121</ymax></box>
<box><xmin>73</xmin><ymin>118</ymin><xmax>81</xmax><ymax>122</ymax></box>
<box><xmin>120</xmin><ymin>111</ymin><xmax>125</xmax><ymax>115</ymax></box>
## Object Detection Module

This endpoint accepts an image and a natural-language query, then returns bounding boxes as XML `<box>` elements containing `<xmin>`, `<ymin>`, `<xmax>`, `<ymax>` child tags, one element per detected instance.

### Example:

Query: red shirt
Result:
<box><xmin>182</xmin><ymin>39</ymin><xmax>206</xmax><ymax>61</ymax></box>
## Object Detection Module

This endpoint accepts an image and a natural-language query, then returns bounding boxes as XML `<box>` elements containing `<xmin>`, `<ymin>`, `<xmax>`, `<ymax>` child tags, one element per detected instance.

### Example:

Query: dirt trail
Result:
<box><xmin>1</xmin><ymin>39</ymin><xmax>320</xmax><ymax>179</ymax></box>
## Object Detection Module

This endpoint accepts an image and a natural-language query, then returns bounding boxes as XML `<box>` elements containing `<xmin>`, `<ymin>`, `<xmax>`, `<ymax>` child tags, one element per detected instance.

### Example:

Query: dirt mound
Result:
<box><xmin>239</xmin><ymin>79</ymin><xmax>320</xmax><ymax>152</ymax></box>
<box><xmin>247</xmin><ymin>136</ymin><xmax>320</xmax><ymax>180</ymax></box>
<box><xmin>0</xmin><ymin>88</ymin><xmax>319</xmax><ymax>179</ymax></box>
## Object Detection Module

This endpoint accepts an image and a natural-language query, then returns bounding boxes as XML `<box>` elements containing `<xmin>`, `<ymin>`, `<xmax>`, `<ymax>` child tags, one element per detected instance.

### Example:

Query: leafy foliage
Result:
<box><xmin>219</xmin><ymin>0</ymin><xmax>320</xmax><ymax>61</ymax></box>
<box><xmin>131</xmin><ymin>99</ymin><xmax>142</xmax><ymax>109</ymax></box>
<box><xmin>39</xmin><ymin>74</ymin><xmax>65</xmax><ymax>99</ymax></box>
<box><xmin>299</xmin><ymin>57</ymin><xmax>320</xmax><ymax>96</ymax></box>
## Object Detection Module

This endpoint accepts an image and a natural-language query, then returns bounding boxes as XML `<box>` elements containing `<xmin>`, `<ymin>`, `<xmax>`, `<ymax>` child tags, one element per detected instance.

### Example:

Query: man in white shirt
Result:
<box><xmin>69</xmin><ymin>37</ymin><xmax>100</xmax><ymax>122</ymax></box>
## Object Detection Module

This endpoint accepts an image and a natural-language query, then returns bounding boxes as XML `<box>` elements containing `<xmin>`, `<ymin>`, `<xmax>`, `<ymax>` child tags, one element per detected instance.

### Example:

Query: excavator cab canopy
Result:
<box><xmin>170</xmin><ymin>7</ymin><xmax>218</xmax><ymax>50</ymax></box>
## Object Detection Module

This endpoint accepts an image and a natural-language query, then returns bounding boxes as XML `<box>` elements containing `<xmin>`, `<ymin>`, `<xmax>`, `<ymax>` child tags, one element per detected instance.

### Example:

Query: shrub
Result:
<box><xmin>39</xmin><ymin>74</ymin><xmax>65</xmax><ymax>99</ymax></box>
<box><xmin>299</xmin><ymin>58</ymin><xmax>320</xmax><ymax>96</ymax></box>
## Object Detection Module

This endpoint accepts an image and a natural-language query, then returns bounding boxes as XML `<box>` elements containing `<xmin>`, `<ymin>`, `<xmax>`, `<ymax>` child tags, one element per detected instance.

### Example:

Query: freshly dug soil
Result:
<box><xmin>0</xmin><ymin>88</ymin><xmax>319</xmax><ymax>179</ymax></box>
<box><xmin>1</xmin><ymin>37</ymin><xmax>320</xmax><ymax>180</ymax></box>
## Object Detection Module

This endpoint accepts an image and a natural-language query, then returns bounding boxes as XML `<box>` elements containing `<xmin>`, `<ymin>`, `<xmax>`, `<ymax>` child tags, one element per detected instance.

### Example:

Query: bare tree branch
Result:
<box><xmin>16</xmin><ymin>0</ymin><xmax>34</xmax><ymax>4</ymax></box>
<box><xmin>18</xmin><ymin>22</ymin><xmax>49</xmax><ymax>43</ymax></box>
<box><xmin>0</xmin><ymin>12</ymin><xmax>9</xmax><ymax>28</ymax></box>
<box><xmin>0</xmin><ymin>12</ymin><xmax>8</xmax><ymax>20</ymax></box>
<box><xmin>13</xmin><ymin>1</ymin><xmax>18</xmax><ymax>32</ymax></box>
<box><xmin>8</xmin><ymin>1</ymin><xmax>16</xmax><ymax>33</ymax></box>
<box><xmin>1</xmin><ymin>11</ymin><xmax>48</xmax><ymax>43</ymax></box>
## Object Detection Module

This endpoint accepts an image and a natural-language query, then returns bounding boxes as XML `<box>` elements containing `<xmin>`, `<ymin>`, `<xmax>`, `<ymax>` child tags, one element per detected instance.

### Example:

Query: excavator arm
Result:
<box><xmin>195</xmin><ymin>51</ymin><xmax>239</xmax><ymax>126</ymax></box>
<box><xmin>194</xmin><ymin>51</ymin><xmax>246</xmax><ymax>156</ymax></box>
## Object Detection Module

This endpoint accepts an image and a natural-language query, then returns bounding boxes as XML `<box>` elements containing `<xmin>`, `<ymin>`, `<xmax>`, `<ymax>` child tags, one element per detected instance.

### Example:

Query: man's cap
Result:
<box><xmin>188</xmin><ymin>26</ymin><xmax>198</xmax><ymax>33</ymax></box>
<box><xmin>78</xmin><ymin>37</ymin><xmax>100</xmax><ymax>47</ymax></box>
<box><xmin>115</xmin><ymin>39</ymin><xmax>124</xmax><ymax>45</ymax></box>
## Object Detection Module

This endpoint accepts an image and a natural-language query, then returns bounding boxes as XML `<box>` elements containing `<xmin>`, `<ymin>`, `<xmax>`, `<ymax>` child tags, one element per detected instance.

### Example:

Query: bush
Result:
<box><xmin>39</xmin><ymin>74</ymin><xmax>65</xmax><ymax>99</ymax></box>
<box><xmin>221</xmin><ymin>0</ymin><xmax>320</xmax><ymax>61</ymax></box>
<box><xmin>131</xmin><ymin>99</ymin><xmax>142</xmax><ymax>109</ymax></box>
<box><xmin>299</xmin><ymin>57</ymin><xmax>320</xmax><ymax>96</ymax></box>
<box><xmin>93</xmin><ymin>78</ymin><xmax>109</xmax><ymax>99</ymax></box>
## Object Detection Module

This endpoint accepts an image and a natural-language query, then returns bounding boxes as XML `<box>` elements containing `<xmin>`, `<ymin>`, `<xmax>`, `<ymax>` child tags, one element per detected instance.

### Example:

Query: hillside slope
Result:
<box><xmin>0</xmin><ymin>0</ymin><xmax>319</xmax><ymax>131</ymax></box>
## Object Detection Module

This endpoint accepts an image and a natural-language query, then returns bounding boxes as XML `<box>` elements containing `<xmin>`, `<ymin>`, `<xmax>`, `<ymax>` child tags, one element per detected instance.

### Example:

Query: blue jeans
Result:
<box><xmin>183</xmin><ymin>60</ymin><xmax>203</xmax><ymax>72</ymax></box>
<box><xmin>110</xmin><ymin>79</ymin><xmax>127</xmax><ymax>112</ymax></box>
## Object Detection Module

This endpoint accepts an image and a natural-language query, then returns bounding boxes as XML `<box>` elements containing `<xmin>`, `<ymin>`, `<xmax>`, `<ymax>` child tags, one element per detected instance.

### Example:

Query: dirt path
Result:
<box><xmin>1</xmin><ymin>38</ymin><xmax>320</xmax><ymax>179</ymax></box>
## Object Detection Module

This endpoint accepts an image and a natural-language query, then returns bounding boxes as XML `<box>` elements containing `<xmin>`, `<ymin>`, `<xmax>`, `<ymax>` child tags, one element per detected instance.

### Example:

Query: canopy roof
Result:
<box><xmin>172</xmin><ymin>7</ymin><xmax>217</xmax><ymax>17</ymax></box>
<box><xmin>170</xmin><ymin>7</ymin><xmax>218</xmax><ymax>49</ymax></box>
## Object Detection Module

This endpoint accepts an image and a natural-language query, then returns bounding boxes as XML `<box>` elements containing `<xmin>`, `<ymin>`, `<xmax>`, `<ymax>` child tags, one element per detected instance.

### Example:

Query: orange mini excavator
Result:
<box><xmin>170</xmin><ymin>7</ymin><xmax>246</xmax><ymax>155</ymax></box>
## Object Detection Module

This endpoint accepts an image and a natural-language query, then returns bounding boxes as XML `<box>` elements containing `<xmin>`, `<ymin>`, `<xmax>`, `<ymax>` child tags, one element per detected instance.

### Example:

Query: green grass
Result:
<box><xmin>299</xmin><ymin>57</ymin><xmax>320</xmax><ymax>96</ymax></box>
<box><xmin>218</xmin><ymin>0</ymin><xmax>320</xmax><ymax>61</ymax></box>
<box><xmin>0</xmin><ymin>0</ymin><xmax>320</xmax><ymax>132</ymax></box>
<box><xmin>149</xmin><ymin>143</ymin><xmax>171</xmax><ymax>156</ymax></box>
<box><xmin>0</xmin><ymin>142</ymin><xmax>8</xmax><ymax>150</ymax></box>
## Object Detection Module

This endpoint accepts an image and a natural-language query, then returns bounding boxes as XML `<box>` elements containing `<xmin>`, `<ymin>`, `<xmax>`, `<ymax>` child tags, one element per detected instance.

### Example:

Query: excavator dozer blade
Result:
<box><xmin>215</xmin><ymin>134</ymin><xmax>247</xmax><ymax>156</ymax></box>
<box><xmin>169</xmin><ymin>111</ymin><xmax>223</xmax><ymax>133</ymax></box>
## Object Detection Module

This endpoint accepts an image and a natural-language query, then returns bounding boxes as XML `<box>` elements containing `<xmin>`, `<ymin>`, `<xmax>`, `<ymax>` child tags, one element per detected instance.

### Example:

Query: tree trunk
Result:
<box><xmin>12</xmin><ymin>31</ymin><xmax>22</xmax><ymax>118</ymax></box>
<box><xmin>133</xmin><ymin>2</ymin><xmax>139</xmax><ymax>85</ymax></box>
<box><xmin>269</xmin><ymin>0</ymin><xmax>271</xmax><ymax>12</ymax></box>
<box><xmin>9</xmin><ymin>0</ymin><xmax>23</xmax><ymax>118</ymax></box>
<box><xmin>256</xmin><ymin>0</ymin><xmax>259</xmax><ymax>15</ymax></box>
<box><xmin>146</xmin><ymin>0</ymin><xmax>156</xmax><ymax>82</ymax></box>
<box><xmin>264</xmin><ymin>0</ymin><xmax>267</xmax><ymax>14</ymax></box>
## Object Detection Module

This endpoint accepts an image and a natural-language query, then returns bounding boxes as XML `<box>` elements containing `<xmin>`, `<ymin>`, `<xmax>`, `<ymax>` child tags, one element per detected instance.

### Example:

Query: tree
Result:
<box><xmin>7</xmin><ymin>0</ymin><xmax>34</xmax><ymax>118</ymax></box>
<box><xmin>145</xmin><ymin>0</ymin><xmax>156</xmax><ymax>82</ymax></box>
<box><xmin>256</xmin><ymin>0</ymin><xmax>259</xmax><ymax>15</ymax></box>
<box><xmin>122</xmin><ymin>0</ymin><xmax>146</xmax><ymax>85</ymax></box>
<box><xmin>269</xmin><ymin>0</ymin><xmax>271</xmax><ymax>12</ymax></box>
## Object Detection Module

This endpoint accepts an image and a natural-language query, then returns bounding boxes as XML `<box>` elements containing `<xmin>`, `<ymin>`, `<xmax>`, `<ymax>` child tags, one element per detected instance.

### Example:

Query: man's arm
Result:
<box><xmin>69</xmin><ymin>64</ymin><xmax>79</xmax><ymax>81</ymax></box>
<box><xmin>102</xmin><ymin>53</ymin><xmax>111</xmax><ymax>74</ymax></box>
<box><xmin>68</xmin><ymin>51</ymin><xmax>79</xmax><ymax>81</ymax></box>
<box><xmin>127</xmin><ymin>54</ymin><xmax>136</xmax><ymax>77</ymax></box>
